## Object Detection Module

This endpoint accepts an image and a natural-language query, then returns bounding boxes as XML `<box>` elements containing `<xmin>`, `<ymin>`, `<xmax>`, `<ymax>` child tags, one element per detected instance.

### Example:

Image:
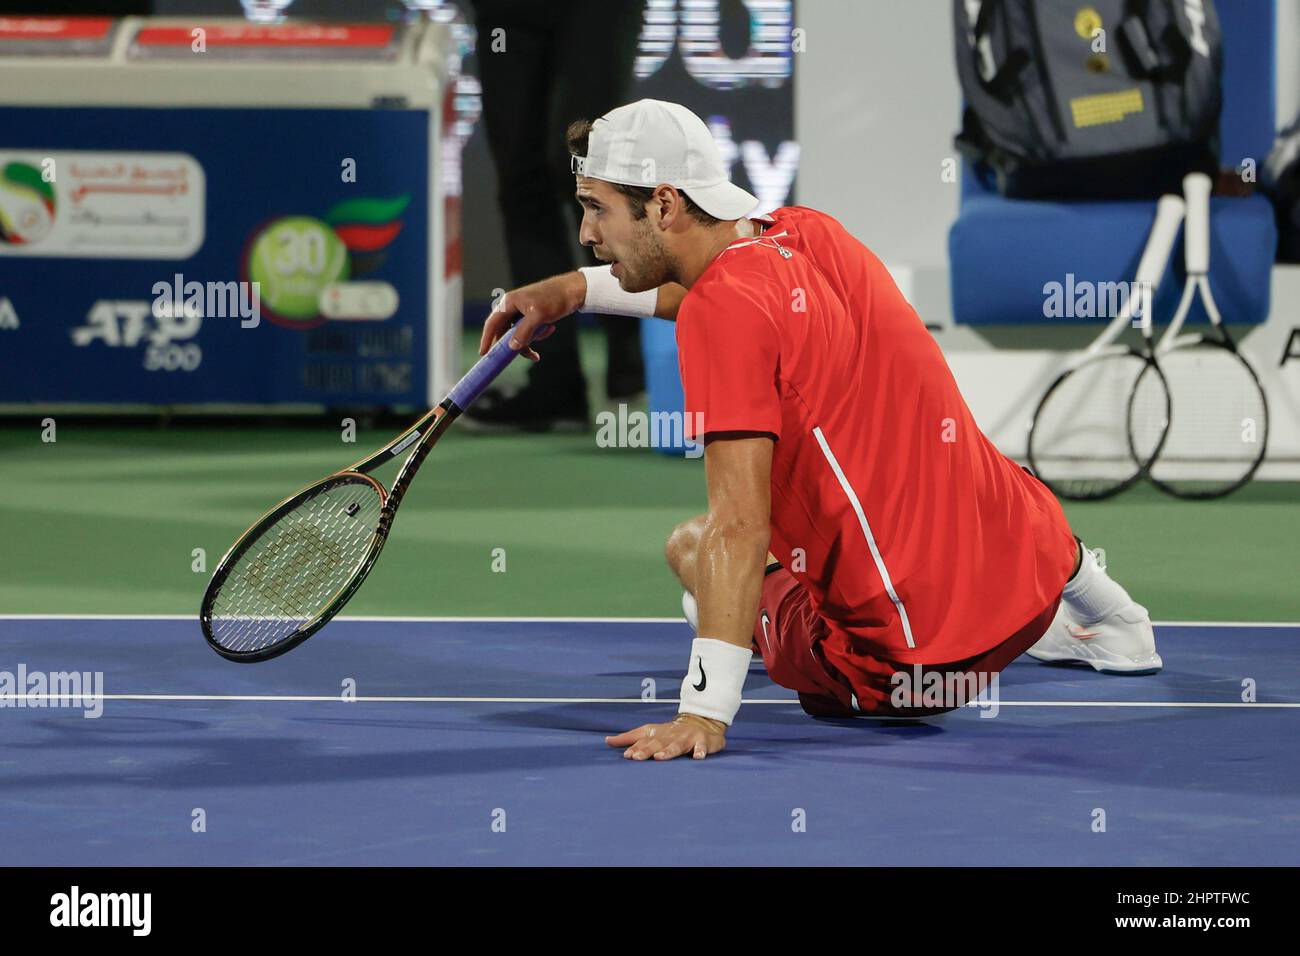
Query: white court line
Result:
<box><xmin>6</xmin><ymin>694</ymin><xmax>1298</xmax><ymax>709</ymax></box>
<box><xmin>1</xmin><ymin>614</ymin><xmax>1297</xmax><ymax>628</ymax></box>
<box><xmin>0</xmin><ymin>614</ymin><xmax>682</xmax><ymax>623</ymax></box>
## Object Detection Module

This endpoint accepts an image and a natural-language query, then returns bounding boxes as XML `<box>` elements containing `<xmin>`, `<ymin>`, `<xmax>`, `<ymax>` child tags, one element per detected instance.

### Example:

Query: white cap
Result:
<box><xmin>570</xmin><ymin>99</ymin><xmax>759</xmax><ymax>221</ymax></box>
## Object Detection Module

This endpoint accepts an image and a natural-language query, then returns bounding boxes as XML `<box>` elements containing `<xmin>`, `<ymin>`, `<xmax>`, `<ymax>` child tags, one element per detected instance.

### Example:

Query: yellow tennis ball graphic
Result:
<box><xmin>247</xmin><ymin>217</ymin><xmax>349</xmax><ymax>320</ymax></box>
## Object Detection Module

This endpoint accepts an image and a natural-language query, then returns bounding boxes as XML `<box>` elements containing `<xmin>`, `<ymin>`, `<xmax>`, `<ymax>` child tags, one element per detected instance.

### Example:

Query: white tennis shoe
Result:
<box><xmin>682</xmin><ymin>590</ymin><xmax>699</xmax><ymax>633</ymax></box>
<box><xmin>1026</xmin><ymin>601</ymin><xmax>1163</xmax><ymax>675</ymax></box>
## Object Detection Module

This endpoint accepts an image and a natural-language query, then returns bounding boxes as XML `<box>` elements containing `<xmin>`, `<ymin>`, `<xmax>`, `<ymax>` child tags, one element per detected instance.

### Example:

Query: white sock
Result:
<box><xmin>1062</xmin><ymin>545</ymin><xmax>1135</xmax><ymax>625</ymax></box>
<box><xmin>681</xmin><ymin>590</ymin><xmax>699</xmax><ymax>633</ymax></box>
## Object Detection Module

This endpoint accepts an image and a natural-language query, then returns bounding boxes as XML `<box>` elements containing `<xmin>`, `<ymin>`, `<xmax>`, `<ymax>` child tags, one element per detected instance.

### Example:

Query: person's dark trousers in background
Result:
<box><xmin>468</xmin><ymin>0</ymin><xmax>646</xmax><ymax>430</ymax></box>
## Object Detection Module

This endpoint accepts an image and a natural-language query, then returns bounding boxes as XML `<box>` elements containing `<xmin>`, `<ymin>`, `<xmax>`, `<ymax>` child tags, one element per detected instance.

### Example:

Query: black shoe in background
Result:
<box><xmin>459</xmin><ymin>383</ymin><xmax>590</xmax><ymax>434</ymax></box>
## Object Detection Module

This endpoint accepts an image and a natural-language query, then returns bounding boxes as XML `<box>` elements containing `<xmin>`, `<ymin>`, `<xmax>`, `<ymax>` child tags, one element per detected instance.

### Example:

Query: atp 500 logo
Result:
<box><xmin>70</xmin><ymin>299</ymin><xmax>202</xmax><ymax>372</ymax></box>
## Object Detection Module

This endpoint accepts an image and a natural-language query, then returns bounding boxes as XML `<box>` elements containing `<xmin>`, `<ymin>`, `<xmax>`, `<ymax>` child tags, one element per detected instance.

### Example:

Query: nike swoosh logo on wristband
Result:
<box><xmin>692</xmin><ymin>656</ymin><xmax>707</xmax><ymax>692</ymax></box>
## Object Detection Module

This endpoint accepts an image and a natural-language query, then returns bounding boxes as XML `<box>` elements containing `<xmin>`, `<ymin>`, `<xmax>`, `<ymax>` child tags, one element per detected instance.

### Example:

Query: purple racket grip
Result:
<box><xmin>446</xmin><ymin>324</ymin><xmax>530</xmax><ymax>410</ymax></box>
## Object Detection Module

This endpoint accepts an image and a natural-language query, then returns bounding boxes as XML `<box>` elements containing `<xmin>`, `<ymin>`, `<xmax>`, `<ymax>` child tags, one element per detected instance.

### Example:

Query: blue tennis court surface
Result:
<box><xmin>2</xmin><ymin>616</ymin><xmax>1297</xmax><ymax>866</ymax></box>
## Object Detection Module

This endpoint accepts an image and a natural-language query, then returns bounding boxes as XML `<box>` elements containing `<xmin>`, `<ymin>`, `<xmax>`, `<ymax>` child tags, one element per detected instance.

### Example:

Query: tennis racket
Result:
<box><xmin>1130</xmin><ymin>173</ymin><xmax>1270</xmax><ymax>499</ymax></box>
<box><xmin>200</xmin><ymin>325</ymin><xmax>534</xmax><ymax>662</ymax></box>
<box><xmin>1026</xmin><ymin>193</ymin><xmax>1184</xmax><ymax>500</ymax></box>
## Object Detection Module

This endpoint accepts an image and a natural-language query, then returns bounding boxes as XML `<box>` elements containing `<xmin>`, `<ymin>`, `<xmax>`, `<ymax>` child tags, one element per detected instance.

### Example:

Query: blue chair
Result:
<box><xmin>948</xmin><ymin>0</ymin><xmax>1279</xmax><ymax>328</ymax></box>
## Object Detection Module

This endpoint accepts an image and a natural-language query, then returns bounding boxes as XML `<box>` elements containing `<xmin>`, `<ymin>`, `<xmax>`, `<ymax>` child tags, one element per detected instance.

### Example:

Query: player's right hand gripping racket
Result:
<box><xmin>1128</xmin><ymin>172</ymin><xmax>1270</xmax><ymax>499</ymax></box>
<box><xmin>200</xmin><ymin>326</ymin><xmax>534</xmax><ymax>662</ymax></box>
<box><xmin>1027</xmin><ymin>193</ymin><xmax>1184</xmax><ymax>500</ymax></box>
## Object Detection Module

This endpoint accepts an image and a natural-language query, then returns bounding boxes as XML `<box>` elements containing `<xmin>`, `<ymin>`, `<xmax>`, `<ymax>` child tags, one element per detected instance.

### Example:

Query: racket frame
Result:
<box><xmin>200</xmin><ymin>327</ymin><xmax>527</xmax><ymax>662</ymax></box>
<box><xmin>1142</xmin><ymin>173</ymin><xmax>1270</xmax><ymax>499</ymax></box>
<box><xmin>1026</xmin><ymin>194</ymin><xmax>1183</xmax><ymax>500</ymax></box>
<box><xmin>200</xmin><ymin>404</ymin><xmax>456</xmax><ymax>662</ymax></box>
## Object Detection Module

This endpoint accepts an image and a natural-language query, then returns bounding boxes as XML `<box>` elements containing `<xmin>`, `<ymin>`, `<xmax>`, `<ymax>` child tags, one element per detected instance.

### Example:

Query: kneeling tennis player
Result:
<box><xmin>479</xmin><ymin>99</ymin><xmax>1163</xmax><ymax>762</ymax></box>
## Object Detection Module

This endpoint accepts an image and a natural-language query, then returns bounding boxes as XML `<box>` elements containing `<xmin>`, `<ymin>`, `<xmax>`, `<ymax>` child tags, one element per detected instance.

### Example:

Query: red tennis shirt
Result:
<box><xmin>675</xmin><ymin>206</ymin><xmax>1076</xmax><ymax>665</ymax></box>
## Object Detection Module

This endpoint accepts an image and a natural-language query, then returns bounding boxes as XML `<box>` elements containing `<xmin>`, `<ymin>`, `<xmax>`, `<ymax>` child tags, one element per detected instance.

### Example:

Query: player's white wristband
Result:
<box><xmin>678</xmin><ymin>637</ymin><xmax>752</xmax><ymax>726</ymax></box>
<box><xmin>578</xmin><ymin>265</ymin><xmax>658</xmax><ymax>317</ymax></box>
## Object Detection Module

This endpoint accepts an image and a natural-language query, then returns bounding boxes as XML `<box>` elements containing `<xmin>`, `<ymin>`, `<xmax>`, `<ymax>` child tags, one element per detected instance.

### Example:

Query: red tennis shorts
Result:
<box><xmin>752</xmin><ymin>568</ymin><xmax>1060</xmax><ymax>718</ymax></box>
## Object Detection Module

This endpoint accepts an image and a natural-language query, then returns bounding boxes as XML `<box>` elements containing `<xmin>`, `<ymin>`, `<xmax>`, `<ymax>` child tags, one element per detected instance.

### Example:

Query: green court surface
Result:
<box><xmin>1</xmin><ymin>333</ymin><xmax>1297</xmax><ymax>622</ymax></box>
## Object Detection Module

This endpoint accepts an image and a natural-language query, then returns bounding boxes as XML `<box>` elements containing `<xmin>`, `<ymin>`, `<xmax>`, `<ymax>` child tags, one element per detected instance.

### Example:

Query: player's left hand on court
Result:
<box><xmin>606</xmin><ymin>714</ymin><xmax>727</xmax><ymax>761</ymax></box>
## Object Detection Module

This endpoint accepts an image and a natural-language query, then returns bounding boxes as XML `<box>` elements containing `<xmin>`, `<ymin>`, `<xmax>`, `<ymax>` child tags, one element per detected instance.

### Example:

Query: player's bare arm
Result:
<box><xmin>692</xmin><ymin>435</ymin><xmax>773</xmax><ymax>648</ymax></box>
<box><xmin>477</xmin><ymin>271</ymin><xmax>687</xmax><ymax>362</ymax></box>
<box><xmin>478</xmin><ymin>152</ymin><xmax>756</xmax><ymax>364</ymax></box>
<box><xmin>607</xmin><ymin>434</ymin><xmax>773</xmax><ymax>761</ymax></box>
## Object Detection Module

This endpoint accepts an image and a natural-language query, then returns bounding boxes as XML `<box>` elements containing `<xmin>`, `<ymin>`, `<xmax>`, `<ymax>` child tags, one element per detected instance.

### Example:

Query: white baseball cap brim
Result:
<box><xmin>572</xmin><ymin>99</ymin><xmax>760</xmax><ymax>221</ymax></box>
<box><xmin>677</xmin><ymin>177</ymin><xmax>761</xmax><ymax>221</ymax></box>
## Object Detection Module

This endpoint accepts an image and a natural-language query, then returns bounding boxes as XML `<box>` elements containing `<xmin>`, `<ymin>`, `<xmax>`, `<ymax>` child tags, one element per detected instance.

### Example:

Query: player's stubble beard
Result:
<box><xmin>616</xmin><ymin>216</ymin><xmax>676</xmax><ymax>293</ymax></box>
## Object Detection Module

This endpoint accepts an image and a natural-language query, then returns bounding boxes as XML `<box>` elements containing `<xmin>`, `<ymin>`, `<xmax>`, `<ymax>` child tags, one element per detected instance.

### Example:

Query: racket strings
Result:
<box><xmin>1145</xmin><ymin>345</ymin><xmax>1267</xmax><ymax>493</ymax></box>
<box><xmin>240</xmin><ymin>521</ymin><xmax>348</xmax><ymax>609</ymax></box>
<box><xmin>1029</xmin><ymin>352</ymin><xmax>1159</xmax><ymax>498</ymax></box>
<box><xmin>207</xmin><ymin>482</ymin><xmax>384</xmax><ymax>652</ymax></box>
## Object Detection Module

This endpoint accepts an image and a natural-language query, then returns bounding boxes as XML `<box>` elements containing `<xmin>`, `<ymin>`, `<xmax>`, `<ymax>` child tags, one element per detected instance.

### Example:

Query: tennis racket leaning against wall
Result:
<box><xmin>1128</xmin><ymin>172</ymin><xmax>1270</xmax><ymax>499</ymax></box>
<box><xmin>200</xmin><ymin>325</ymin><xmax>537</xmax><ymax>663</ymax></box>
<box><xmin>1027</xmin><ymin>193</ymin><xmax>1185</xmax><ymax>501</ymax></box>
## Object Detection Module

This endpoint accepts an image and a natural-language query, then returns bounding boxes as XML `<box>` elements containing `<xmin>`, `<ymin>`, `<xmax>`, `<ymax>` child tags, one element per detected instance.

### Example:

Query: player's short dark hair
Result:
<box><xmin>566</xmin><ymin>119</ymin><xmax>722</xmax><ymax>226</ymax></box>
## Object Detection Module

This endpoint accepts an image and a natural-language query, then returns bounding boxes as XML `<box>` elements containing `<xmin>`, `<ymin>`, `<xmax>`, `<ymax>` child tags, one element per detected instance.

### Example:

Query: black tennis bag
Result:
<box><xmin>1263</xmin><ymin>114</ymin><xmax>1300</xmax><ymax>262</ymax></box>
<box><xmin>954</xmin><ymin>0</ymin><xmax>1223</xmax><ymax>199</ymax></box>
